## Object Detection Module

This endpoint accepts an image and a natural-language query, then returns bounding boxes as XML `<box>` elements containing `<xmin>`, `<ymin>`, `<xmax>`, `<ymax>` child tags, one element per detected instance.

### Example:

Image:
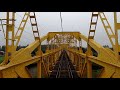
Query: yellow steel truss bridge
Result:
<box><xmin>0</xmin><ymin>12</ymin><xmax>120</xmax><ymax>78</ymax></box>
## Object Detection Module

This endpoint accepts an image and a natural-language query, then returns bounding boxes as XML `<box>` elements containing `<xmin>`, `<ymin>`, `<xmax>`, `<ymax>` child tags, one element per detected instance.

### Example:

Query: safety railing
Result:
<box><xmin>66</xmin><ymin>48</ymin><xmax>120</xmax><ymax>78</ymax></box>
<box><xmin>0</xmin><ymin>48</ymin><xmax>62</xmax><ymax>78</ymax></box>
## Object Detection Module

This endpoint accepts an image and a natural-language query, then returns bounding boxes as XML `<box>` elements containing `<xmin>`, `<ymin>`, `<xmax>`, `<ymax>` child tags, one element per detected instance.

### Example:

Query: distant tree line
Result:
<box><xmin>0</xmin><ymin>45</ymin><xmax>112</xmax><ymax>56</ymax></box>
<box><xmin>79</xmin><ymin>45</ymin><xmax>113</xmax><ymax>57</ymax></box>
<box><xmin>0</xmin><ymin>45</ymin><xmax>47</xmax><ymax>53</ymax></box>
<box><xmin>0</xmin><ymin>46</ymin><xmax>5</xmax><ymax>52</ymax></box>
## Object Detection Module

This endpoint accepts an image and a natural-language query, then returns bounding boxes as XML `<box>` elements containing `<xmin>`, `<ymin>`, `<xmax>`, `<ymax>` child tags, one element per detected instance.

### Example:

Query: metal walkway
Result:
<box><xmin>50</xmin><ymin>50</ymin><xmax>79</xmax><ymax>78</ymax></box>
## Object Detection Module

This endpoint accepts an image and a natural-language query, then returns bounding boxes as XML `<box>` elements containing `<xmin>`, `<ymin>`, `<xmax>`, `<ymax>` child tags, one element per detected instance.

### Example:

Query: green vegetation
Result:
<box><xmin>92</xmin><ymin>69</ymin><xmax>101</xmax><ymax>78</ymax></box>
<box><xmin>0</xmin><ymin>56</ymin><xmax>4</xmax><ymax>63</ymax></box>
<box><xmin>41</xmin><ymin>45</ymin><xmax>47</xmax><ymax>53</ymax></box>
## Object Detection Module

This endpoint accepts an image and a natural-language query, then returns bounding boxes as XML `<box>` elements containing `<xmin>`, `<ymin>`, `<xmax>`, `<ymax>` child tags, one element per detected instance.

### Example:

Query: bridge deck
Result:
<box><xmin>50</xmin><ymin>50</ymin><xmax>79</xmax><ymax>78</ymax></box>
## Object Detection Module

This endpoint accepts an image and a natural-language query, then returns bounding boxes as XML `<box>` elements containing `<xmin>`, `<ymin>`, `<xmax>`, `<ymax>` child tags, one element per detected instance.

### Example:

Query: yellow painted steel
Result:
<box><xmin>15</xmin><ymin>12</ymin><xmax>30</xmax><ymax>48</ymax></box>
<box><xmin>99</xmin><ymin>12</ymin><xmax>116</xmax><ymax>52</ymax></box>
<box><xmin>29</xmin><ymin>12</ymin><xmax>42</xmax><ymax>78</ymax></box>
<box><xmin>114</xmin><ymin>12</ymin><xmax>120</xmax><ymax>61</ymax></box>
<box><xmin>1</xmin><ymin>12</ymin><xmax>16</xmax><ymax>65</ymax></box>
<box><xmin>87</xmin><ymin>12</ymin><xmax>99</xmax><ymax>78</ymax></box>
<box><xmin>1</xmin><ymin>12</ymin><xmax>120</xmax><ymax>78</ymax></box>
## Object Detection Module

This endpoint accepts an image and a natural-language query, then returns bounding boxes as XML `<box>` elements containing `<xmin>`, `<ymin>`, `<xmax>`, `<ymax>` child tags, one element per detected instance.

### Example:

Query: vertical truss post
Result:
<box><xmin>75</xmin><ymin>39</ymin><xmax>77</xmax><ymax>50</ymax></box>
<box><xmin>47</xmin><ymin>56</ymin><xmax>50</xmax><ymax>75</ymax></box>
<box><xmin>29</xmin><ymin>12</ymin><xmax>41</xmax><ymax>49</ymax></box>
<box><xmin>79</xmin><ymin>38</ymin><xmax>83</xmax><ymax>53</ymax></box>
<box><xmin>53</xmin><ymin>36</ymin><xmax>55</xmax><ymax>51</ymax></box>
<box><xmin>48</xmin><ymin>40</ymin><xmax>49</xmax><ymax>50</ymax></box>
<box><xmin>50</xmin><ymin>40</ymin><xmax>52</xmax><ymax>50</ymax></box>
<box><xmin>87</xmin><ymin>12</ymin><xmax>99</xmax><ymax>78</ymax></box>
<box><xmin>114</xmin><ymin>12</ymin><xmax>120</xmax><ymax>61</ymax></box>
<box><xmin>37</xmin><ymin>58</ymin><xmax>42</xmax><ymax>78</ymax></box>
<box><xmin>79</xmin><ymin>55</ymin><xmax>82</xmax><ymax>77</ymax></box>
<box><xmin>29</xmin><ymin>12</ymin><xmax>42</xmax><ymax>78</ymax></box>
<box><xmin>88</xmin><ymin>12</ymin><xmax>99</xmax><ymax>39</ymax></box>
<box><xmin>86</xmin><ymin>54</ymin><xmax>92</xmax><ymax>78</ymax></box>
<box><xmin>4</xmin><ymin>12</ymin><xmax>9</xmax><ymax>64</ymax></box>
<box><xmin>46</xmin><ymin>40</ymin><xmax>49</xmax><ymax>52</ymax></box>
<box><xmin>3</xmin><ymin>12</ymin><xmax>15</xmax><ymax>64</ymax></box>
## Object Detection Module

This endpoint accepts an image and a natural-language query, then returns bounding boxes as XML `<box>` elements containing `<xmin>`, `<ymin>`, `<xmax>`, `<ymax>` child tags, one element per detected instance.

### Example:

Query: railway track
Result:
<box><xmin>50</xmin><ymin>50</ymin><xmax>79</xmax><ymax>78</ymax></box>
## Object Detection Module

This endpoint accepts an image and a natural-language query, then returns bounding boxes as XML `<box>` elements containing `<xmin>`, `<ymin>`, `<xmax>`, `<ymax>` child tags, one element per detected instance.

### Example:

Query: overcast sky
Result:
<box><xmin>0</xmin><ymin>12</ymin><xmax>116</xmax><ymax>47</ymax></box>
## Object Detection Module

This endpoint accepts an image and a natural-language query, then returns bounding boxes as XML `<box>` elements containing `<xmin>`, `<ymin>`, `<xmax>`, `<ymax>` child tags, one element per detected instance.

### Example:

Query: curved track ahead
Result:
<box><xmin>50</xmin><ymin>50</ymin><xmax>79</xmax><ymax>78</ymax></box>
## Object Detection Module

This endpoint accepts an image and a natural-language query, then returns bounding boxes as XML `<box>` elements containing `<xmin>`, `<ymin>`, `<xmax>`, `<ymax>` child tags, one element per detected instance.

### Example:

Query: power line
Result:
<box><xmin>3</xmin><ymin>14</ymin><xmax>36</xmax><ymax>36</ymax></box>
<box><xmin>16</xmin><ymin>12</ymin><xmax>48</xmax><ymax>33</ymax></box>
<box><xmin>0</xmin><ymin>12</ymin><xmax>49</xmax><ymax>46</ymax></box>
<box><xmin>0</xmin><ymin>17</ymin><xmax>33</xmax><ymax>43</ymax></box>
<box><xmin>60</xmin><ymin>12</ymin><xmax>64</xmax><ymax>32</ymax></box>
<box><xmin>0</xmin><ymin>13</ymin><xmax>42</xmax><ymax>46</ymax></box>
<box><xmin>18</xmin><ymin>12</ymin><xmax>59</xmax><ymax>33</ymax></box>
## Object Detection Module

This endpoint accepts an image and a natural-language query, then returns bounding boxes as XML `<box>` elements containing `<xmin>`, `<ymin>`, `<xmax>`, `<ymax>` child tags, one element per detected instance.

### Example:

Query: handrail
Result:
<box><xmin>0</xmin><ymin>48</ymin><xmax>62</xmax><ymax>71</ymax></box>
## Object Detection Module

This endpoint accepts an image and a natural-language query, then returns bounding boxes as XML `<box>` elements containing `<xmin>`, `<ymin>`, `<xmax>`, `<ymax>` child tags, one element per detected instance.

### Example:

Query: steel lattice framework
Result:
<box><xmin>0</xmin><ymin>12</ymin><xmax>120</xmax><ymax>78</ymax></box>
